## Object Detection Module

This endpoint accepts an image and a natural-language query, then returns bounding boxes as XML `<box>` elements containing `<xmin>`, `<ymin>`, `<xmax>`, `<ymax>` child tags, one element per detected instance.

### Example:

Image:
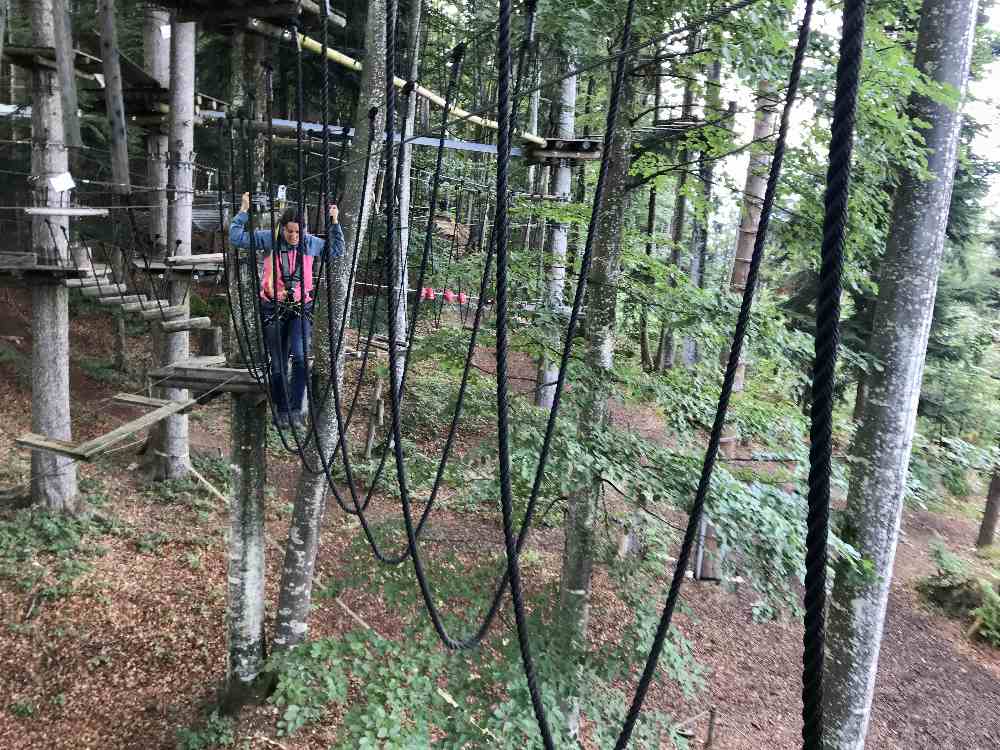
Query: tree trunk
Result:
<box><xmin>824</xmin><ymin>3</ymin><xmax>978</xmax><ymax>747</ymax></box>
<box><xmin>221</xmin><ymin>33</ymin><xmax>270</xmax><ymax>706</ymax></box>
<box><xmin>976</xmin><ymin>471</ymin><xmax>1000</xmax><ymax>548</ymax></box>
<box><xmin>148</xmin><ymin>17</ymin><xmax>195</xmax><ymax>481</ymax></box>
<box><xmin>535</xmin><ymin>49</ymin><xmax>575</xmax><ymax>409</ymax></box>
<box><xmin>851</xmin><ymin>375</ymin><xmax>867</xmax><ymax>423</ymax></box>
<box><xmin>655</xmin><ymin>38</ymin><xmax>697</xmax><ymax>373</ymax></box>
<box><xmin>52</xmin><ymin>0</ymin><xmax>81</xmax><ymax>153</ymax></box>
<box><xmin>0</xmin><ymin>1</ymin><xmax>8</xmax><ymax>77</ymax></box>
<box><xmin>143</xmin><ymin>4</ymin><xmax>170</xmax><ymax>254</ymax></box>
<box><xmin>718</xmin><ymin>81</ymin><xmax>776</xmax><ymax>455</ymax></box>
<box><xmin>394</xmin><ymin>0</ymin><xmax>421</xmax><ymax>391</ymax></box>
<box><xmin>99</xmin><ymin>0</ymin><xmax>132</xmax><ymax>372</ymax></box>
<box><xmin>99</xmin><ymin>0</ymin><xmax>131</xmax><ymax>199</ymax></box>
<box><xmin>28</xmin><ymin>0</ymin><xmax>78</xmax><ymax>513</ymax></box>
<box><xmin>683</xmin><ymin>60</ymin><xmax>724</xmax><ymax>366</ymax></box>
<box><xmin>558</xmin><ymin>73</ymin><xmax>634</xmax><ymax>739</ymax></box>
<box><xmin>639</xmin><ymin>184</ymin><xmax>656</xmax><ymax>371</ymax></box>
<box><xmin>222</xmin><ymin>393</ymin><xmax>269</xmax><ymax>712</ymax></box>
<box><xmin>274</xmin><ymin>0</ymin><xmax>386</xmax><ymax>651</ymax></box>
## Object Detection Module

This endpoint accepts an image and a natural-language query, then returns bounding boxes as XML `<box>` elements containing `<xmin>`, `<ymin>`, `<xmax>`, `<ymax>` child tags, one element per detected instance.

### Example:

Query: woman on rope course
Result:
<box><xmin>229</xmin><ymin>191</ymin><xmax>345</xmax><ymax>427</ymax></box>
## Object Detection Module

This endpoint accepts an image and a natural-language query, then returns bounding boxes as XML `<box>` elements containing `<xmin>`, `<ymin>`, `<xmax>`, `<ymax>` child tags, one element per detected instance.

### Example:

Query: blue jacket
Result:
<box><xmin>228</xmin><ymin>211</ymin><xmax>345</xmax><ymax>258</ymax></box>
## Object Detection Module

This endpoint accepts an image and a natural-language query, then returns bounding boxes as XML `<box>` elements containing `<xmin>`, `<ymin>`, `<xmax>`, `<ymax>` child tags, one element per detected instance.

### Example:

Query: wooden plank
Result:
<box><xmin>112</xmin><ymin>393</ymin><xmax>172</xmax><ymax>408</ymax></box>
<box><xmin>75</xmin><ymin>398</ymin><xmax>197</xmax><ymax>458</ymax></box>
<box><xmin>80</xmin><ymin>284</ymin><xmax>129</xmax><ymax>296</ymax></box>
<box><xmin>0</xmin><ymin>252</ymin><xmax>38</xmax><ymax>268</ymax></box>
<box><xmin>121</xmin><ymin>299</ymin><xmax>168</xmax><ymax>312</ymax></box>
<box><xmin>171</xmin><ymin>355</ymin><xmax>228</xmax><ymax>368</ymax></box>
<box><xmin>139</xmin><ymin>305</ymin><xmax>187</xmax><ymax>320</ymax></box>
<box><xmin>157</xmin><ymin>316</ymin><xmax>212</xmax><ymax>333</ymax></box>
<box><xmin>99</xmin><ymin>294</ymin><xmax>146</xmax><ymax>305</ymax></box>
<box><xmin>23</xmin><ymin>207</ymin><xmax>110</xmax><ymax>217</ymax></box>
<box><xmin>67</xmin><ymin>276</ymin><xmax>114</xmax><ymax>289</ymax></box>
<box><xmin>147</xmin><ymin>363</ymin><xmax>262</xmax><ymax>394</ymax></box>
<box><xmin>166</xmin><ymin>253</ymin><xmax>224</xmax><ymax>266</ymax></box>
<box><xmin>16</xmin><ymin>433</ymin><xmax>90</xmax><ymax>460</ymax></box>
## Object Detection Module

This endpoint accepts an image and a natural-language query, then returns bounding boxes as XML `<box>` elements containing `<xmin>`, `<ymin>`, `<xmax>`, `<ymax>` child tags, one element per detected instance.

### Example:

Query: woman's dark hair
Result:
<box><xmin>279</xmin><ymin>207</ymin><xmax>298</xmax><ymax>226</ymax></box>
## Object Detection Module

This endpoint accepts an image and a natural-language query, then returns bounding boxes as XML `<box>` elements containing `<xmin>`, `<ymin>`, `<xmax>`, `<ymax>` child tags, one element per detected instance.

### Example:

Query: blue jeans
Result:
<box><xmin>261</xmin><ymin>301</ymin><xmax>312</xmax><ymax>416</ymax></box>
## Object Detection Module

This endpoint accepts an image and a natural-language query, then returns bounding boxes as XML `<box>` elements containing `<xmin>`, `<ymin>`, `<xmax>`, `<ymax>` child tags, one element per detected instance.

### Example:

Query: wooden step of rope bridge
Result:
<box><xmin>17</xmin><ymin>394</ymin><xmax>197</xmax><ymax>460</ymax></box>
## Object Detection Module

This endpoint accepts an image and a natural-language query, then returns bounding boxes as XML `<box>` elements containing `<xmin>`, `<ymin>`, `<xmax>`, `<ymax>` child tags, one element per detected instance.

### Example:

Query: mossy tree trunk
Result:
<box><xmin>535</xmin><ymin>47</ymin><xmax>575</xmax><ymax>409</ymax></box>
<box><xmin>29</xmin><ymin>0</ymin><xmax>78</xmax><ymax>513</ymax></box>
<box><xmin>824</xmin><ymin>2</ymin><xmax>978</xmax><ymax>746</ymax></box>
<box><xmin>147</xmin><ymin>17</ymin><xmax>195</xmax><ymax>481</ymax></box>
<box><xmin>557</xmin><ymin>74</ymin><xmax>634</xmax><ymax>739</ymax></box>
<box><xmin>274</xmin><ymin>0</ymin><xmax>386</xmax><ymax>651</ymax></box>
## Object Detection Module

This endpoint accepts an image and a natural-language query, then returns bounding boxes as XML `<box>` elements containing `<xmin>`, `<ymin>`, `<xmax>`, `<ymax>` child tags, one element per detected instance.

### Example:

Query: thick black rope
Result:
<box><xmin>491</xmin><ymin>0</ymin><xmax>554</xmax><ymax>744</ymax></box>
<box><xmin>615</xmin><ymin>2</ymin><xmax>815</xmax><ymax>746</ymax></box>
<box><xmin>804</xmin><ymin>2</ymin><xmax>865</xmax><ymax>748</ymax></box>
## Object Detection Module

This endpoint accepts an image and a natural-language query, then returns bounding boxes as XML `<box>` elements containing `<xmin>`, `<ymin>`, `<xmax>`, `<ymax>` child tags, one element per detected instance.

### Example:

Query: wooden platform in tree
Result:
<box><xmin>0</xmin><ymin>259</ymin><xmax>103</xmax><ymax>285</ymax></box>
<box><xmin>2</xmin><ymin>45</ymin><xmax>102</xmax><ymax>81</ymax></box>
<box><xmin>16</xmin><ymin>395</ymin><xmax>197</xmax><ymax>460</ymax></box>
<box><xmin>153</xmin><ymin>0</ymin><xmax>347</xmax><ymax>31</ymax></box>
<box><xmin>148</xmin><ymin>359</ymin><xmax>264</xmax><ymax>395</ymax></box>
<box><xmin>523</xmin><ymin>138</ymin><xmax>603</xmax><ymax>165</ymax></box>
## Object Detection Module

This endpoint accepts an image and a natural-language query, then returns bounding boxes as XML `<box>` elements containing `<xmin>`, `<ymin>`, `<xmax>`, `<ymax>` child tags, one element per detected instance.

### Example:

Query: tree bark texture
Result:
<box><xmin>683</xmin><ymin>60</ymin><xmax>724</xmax><ymax>366</ymax></box>
<box><xmin>558</xmin><ymin>78</ymin><xmax>634</xmax><ymax>640</ymax></box>
<box><xmin>143</xmin><ymin>4</ymin><xmax>170</xmax><ymax>253</ymax></box>
<box><xmin>150</xmin><ymin>18</ymin><xmax>195</xmax><ymax>481</ymax></box>
<box><xmin>535</xmin><ymin>49</ymin><xmax>575</xmax><ymax>409</ymax></box>
<box><xmin>52</xmin><ymin>0</ymin><xmax>81</xmax><ymax>151</ymax></box>
<box><xmin>977</xmin><ymin>471</ymin><xmax>1000</xmax><ymax>548</ymax></box>
<box><xmin>655</xmin><ymin>38</ymin><xmax>697</xmax><ymax>373</ymax></box>
<box><xmin>0</xmin><ymin>1</ymin><xmax>8</xmax><ymax>76</ymax></box>
<box><xmin>274</xmin><ymin>0</ymin><xmax>387</xmax><ymax>651</ymax></box>
<box><xmin>99</xmin><ymin>0</ymin><xmax>130</xmax><ymax>197</ymax></box>
<box><xmin>718</xmin><ymin>81</ymin><xmax>776</xmax><ymax>453</ymax></box>
<box><xmin>29</xmin><ymin>0</ymin><xmax>78</xmax><ymax>513</ymax></box>
<box><xmin>393</xmin><ymin>0</ymin><xmax>421</xmax><ymax>392</ymax></box>
<box><xmin>823</xmin><ymin>3</ymin><xmax>978</xmax><ymax>748</ymax></box>
<box><xmin>222</xmin><ymin>34</ymin><xmax>269</xmax><ymax>704</ymax></box>
<box><xmin>224</xmin><ymin>393</ymin><xmax>268</xmax><ymax>707</ymax></box>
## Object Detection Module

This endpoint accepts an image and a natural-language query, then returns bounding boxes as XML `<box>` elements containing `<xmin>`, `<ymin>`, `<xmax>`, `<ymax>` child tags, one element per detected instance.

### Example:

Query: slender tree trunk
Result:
<box><xmin>99</xmin><ymin>0</ymin><xmax>131</xmax><ymax>199</ymax></box>
<box><xmin>718</xmin><ymin>81</ymin><xmax>776</xmax><ymax>454</ymax></box>
<box><xmin>535</xmin><ymin>49</ymin><xmax>575</xmax><ymax>409</ymax></box>
<box><xmin>566</xmin><ymin>76</ymin><xmax>595</xmax><ymax>295</ymax></box>
<box><xmin>655</xmin><ymin>38</ymin><xmax>697</xmax><ymax>373</ymax></box>
<box><xmin>558</xmin><ymin>74</ymin><xmax>634</xmax><ymax>739</ymax></box>
<box><xmin>639</xmin><ymin>184</ymin><xmax>657</xmax><ymax>371</ymax></box>
<box><xmin>148</xmin><ymin>17</ymin><xmax>195</xmax><ymax>481</ymax></box>
<box><xmin>144</xmin><ymin>4</ymin><xmax>170</xmax><ymax>254</ymax></box>
<box><xmin>52</xmin><ymin>0</ymin><xmax>81</xmax><ymax>152</ymax></box>
<box><xmin>683</xmin><ymin>59</ymin><xmax>724</xmax><ymax>366</ymax></box>
<box><xmin>274</xmin><ymin>0</ymin><xmax>386</xmax><ymax>651</ymax></box>
<box><xmin>824</xmin><ymin>4</ymin><xmax>978</xmax><ymax>747</ymax></box>
<box><xmin>394</xmin><ymin>0</ymin><xmax>421</xmax><ymax>391</ymax></box>
<box><xmin>638</xmin><ymin>47</ymin><xmax>664</xmax><ymax>373</ymax></box>
<box><xmin>29</xmin><ymin>0</ymin><xmax>78</xmax><ymax>513</ymax></box>
<box><xmin>221</xmin><ymin>31</ymin><xmax>270</xmax><ymax>708</ymax></box>
<box><xmin>99</xmin><ymin>0</ymin><xmax>132</xmax><ymax>372</ymax></box>
<box><xmin>0</xmin><ymin>1</ymin><xmax>8</xmax><ymax>76</ymax></box>
<box><xmin>222</xmin><ymin>393</ymin><xmax>268</xmax><ymax>711</ymax></box>
<box><xmin>976</xmin><ymin>470</ymin><xmax>1000</xmax><ymax>548</ymax></box>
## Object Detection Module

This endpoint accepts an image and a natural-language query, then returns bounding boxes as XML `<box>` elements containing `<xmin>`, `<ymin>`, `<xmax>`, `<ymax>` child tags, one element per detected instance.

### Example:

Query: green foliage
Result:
<box><xmin>0</xmin><ymin>500</ymin><xmax>117</xmax><ymax>602</ymax></box>
<box><xmin>76</xmin><ymin>356</ymin><xmax>128</xmax><ymax>386</ymax></box>
<box><xmin>175</xmin><ymin>709</ymin><xmax>236</xmax><ymax>750</ymax></box>
<box><xmin>268</xmin><ymin>639</ymin><xmax>350</xmax><ymax>736</ymax></box>
<box><xmin>972</xmin><ymin>581</ymin><xmax>1000</xmax><ymax>647</ymax></box>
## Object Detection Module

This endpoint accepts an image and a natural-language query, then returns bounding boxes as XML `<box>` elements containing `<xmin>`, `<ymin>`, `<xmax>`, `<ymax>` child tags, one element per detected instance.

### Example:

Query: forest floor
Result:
<box><xmin>1</xmin><ymin>287</ymin><xmax>998</xmax><ymax>750</ymax></box>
